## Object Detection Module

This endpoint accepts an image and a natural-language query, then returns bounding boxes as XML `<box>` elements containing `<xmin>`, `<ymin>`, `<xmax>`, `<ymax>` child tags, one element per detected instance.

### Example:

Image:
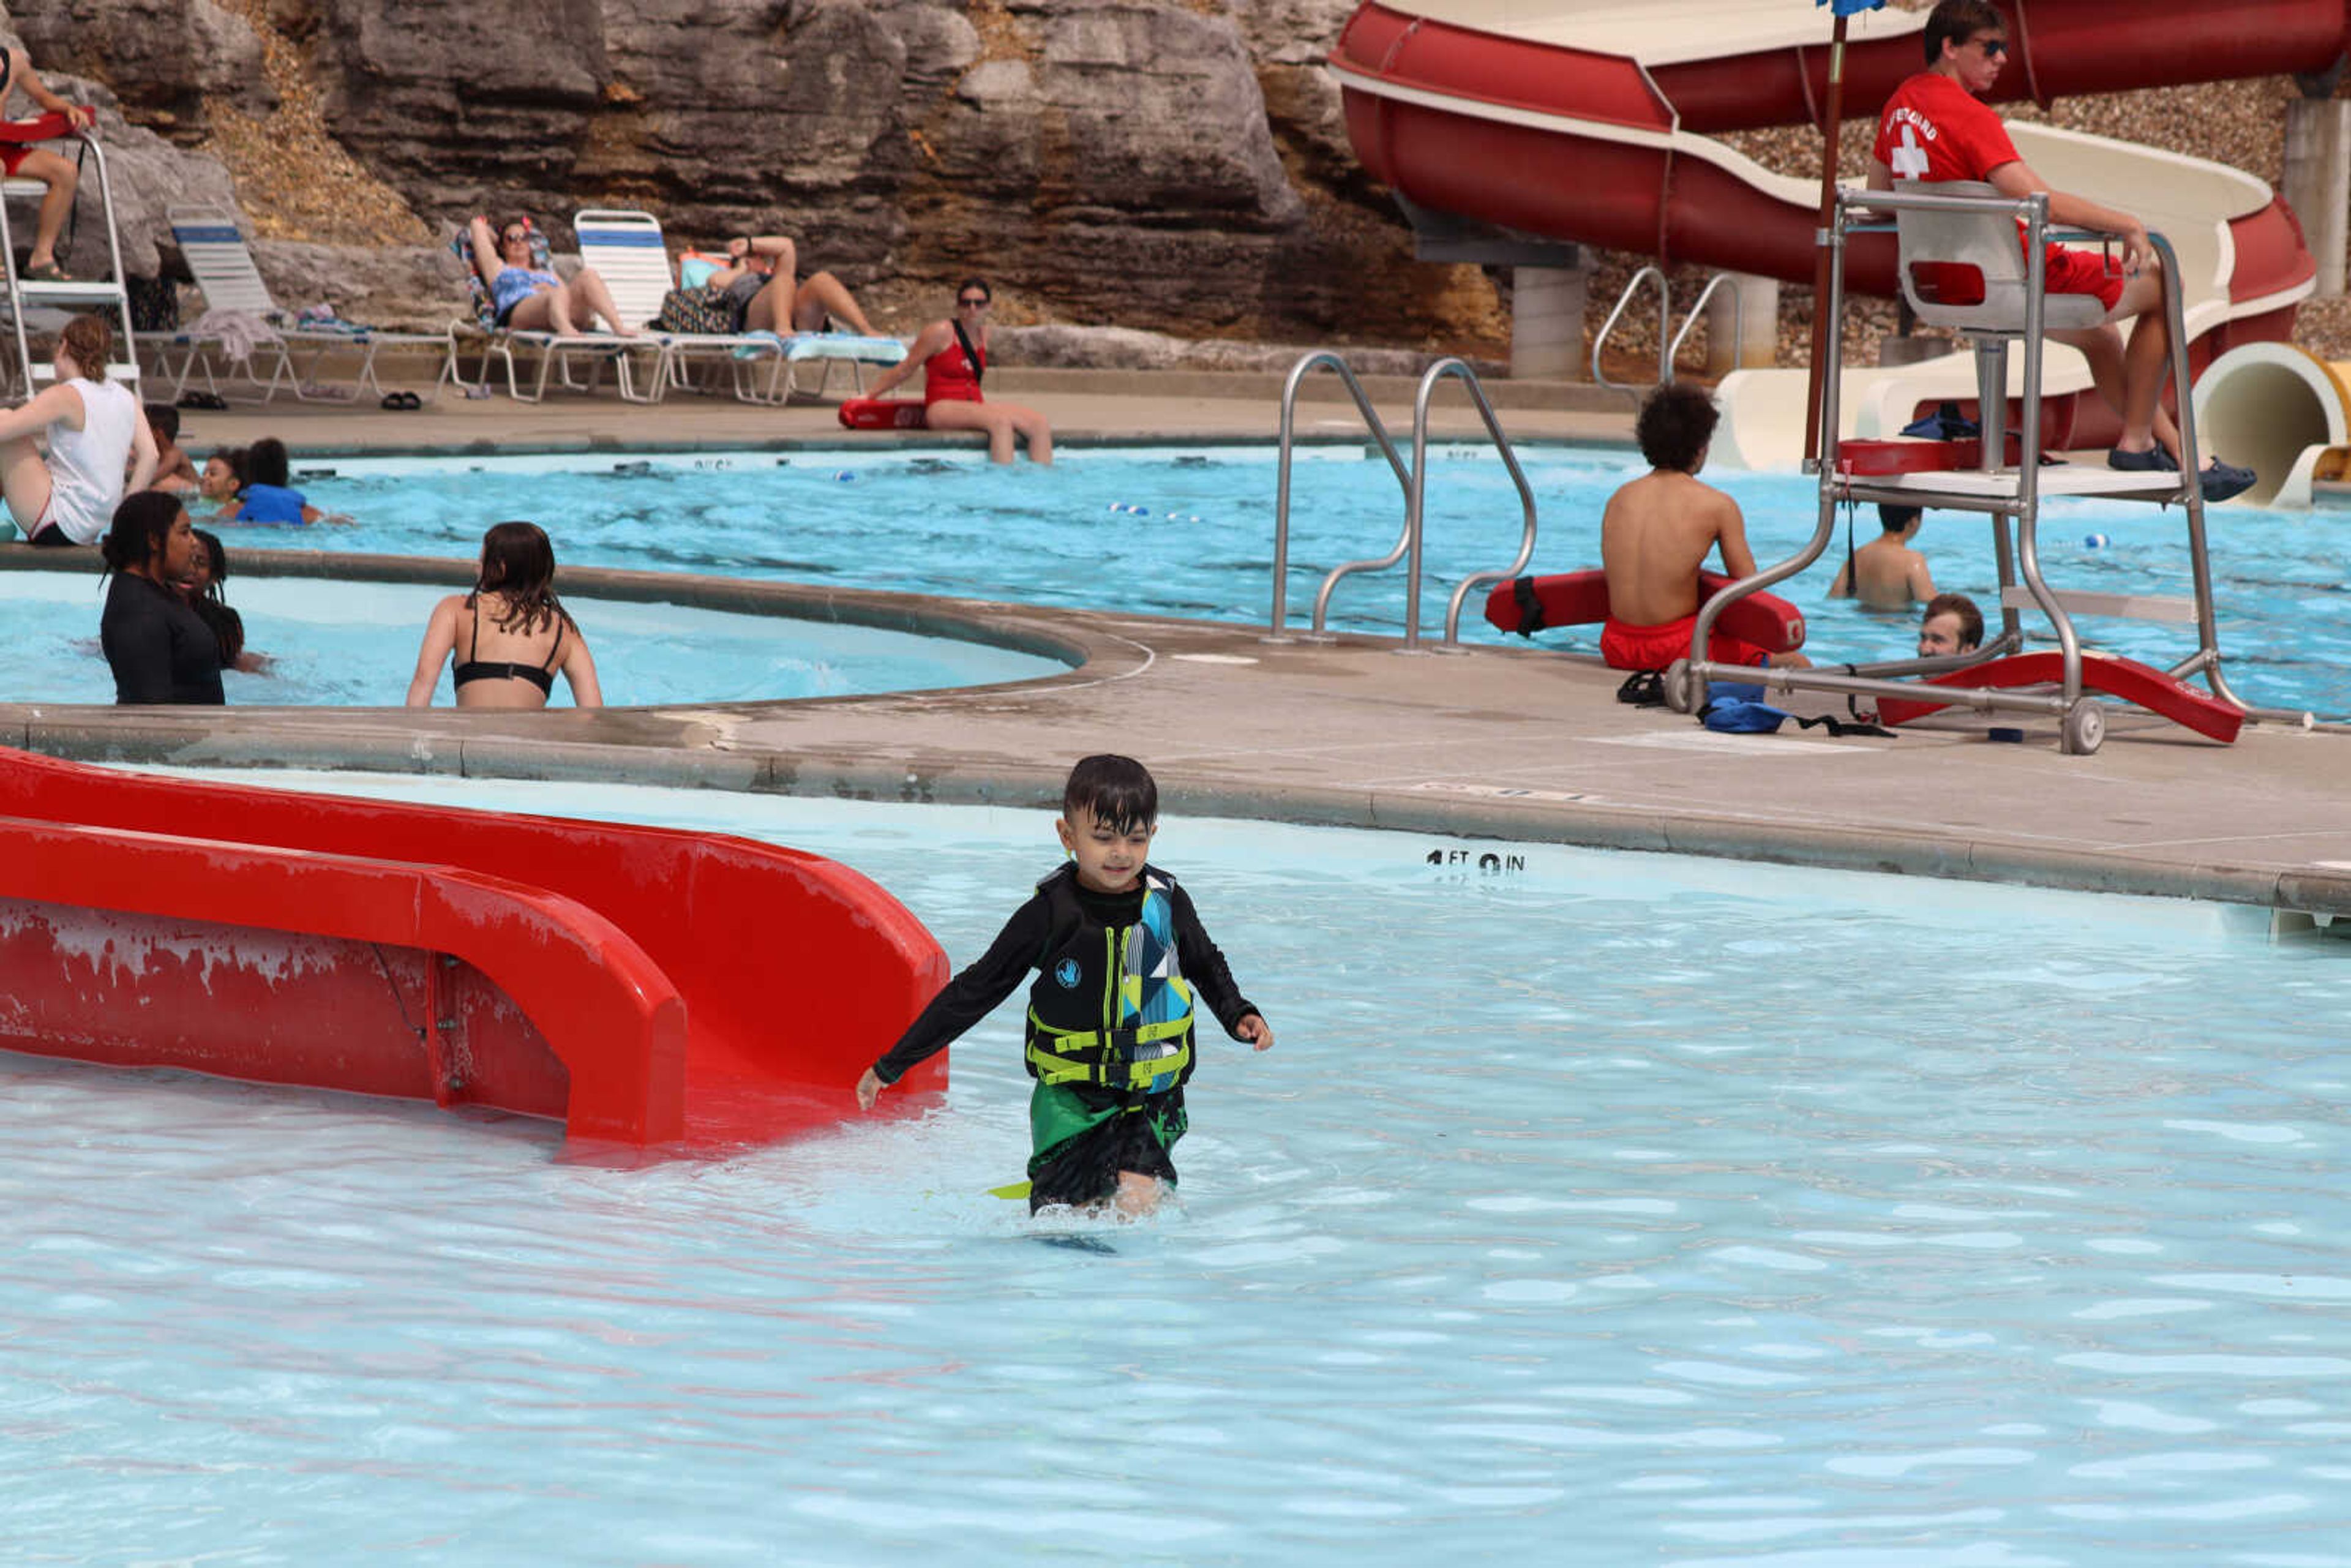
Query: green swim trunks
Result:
<box><xmin>1026</xmin><ymin>1081</ymin><xmax>1187</xmax><ymax>1213</ymax></box>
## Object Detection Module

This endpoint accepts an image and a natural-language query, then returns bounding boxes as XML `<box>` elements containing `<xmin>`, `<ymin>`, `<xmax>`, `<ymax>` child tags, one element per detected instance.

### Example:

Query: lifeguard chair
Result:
<box><xmin>1667</xmin><ymin>181</ymin><xmax>2268</xmax><ymax>755</ymax></box>
<box><xmin>0</xmin><ymin>111</ymin><xmax>138</xmax><ymax>400</ymax></box>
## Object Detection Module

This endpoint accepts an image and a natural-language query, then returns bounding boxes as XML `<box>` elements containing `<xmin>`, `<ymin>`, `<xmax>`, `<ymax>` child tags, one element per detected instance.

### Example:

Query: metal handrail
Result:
<box><xmin>1270</xmin><ymin>351</ymin><xmax>1412</xmax><ymax>642</ymax></box>
<box><xmin>1667</xmin><ymin>272</ymin><xmax>1745</xmax><ymax>380</ymax></box>
<box><xmin>1408</xmin><ymin>360</ymin><xmax>1537</xmax><ymax>650</ymax></box>
<box><xmin>1591</xmin><ymin>264</ymin><xmax>1667</xmax><ymax>401</ymax></box>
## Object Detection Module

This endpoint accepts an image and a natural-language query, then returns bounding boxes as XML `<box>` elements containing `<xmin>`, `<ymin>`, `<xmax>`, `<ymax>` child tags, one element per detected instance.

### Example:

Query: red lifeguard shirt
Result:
<box><xmin>1872</xmin><ymin>71</ymin><xmax>2019</xmax><ymax>185</ymax></box>
<box><xmin>1872</xmin><ymin>71</ymin><xmax>2124</xmax><ymax>309</ymax></box>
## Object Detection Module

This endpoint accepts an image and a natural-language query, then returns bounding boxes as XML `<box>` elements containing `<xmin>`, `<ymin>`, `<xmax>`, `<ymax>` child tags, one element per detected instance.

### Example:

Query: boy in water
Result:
<box><xmin>856</xmin><ymin>754</ymin><xmax>1273</xmax><ymax>1218</ymax></box>
<box><xmin>1829</xmin><ymin>504</ymin><xmax>1937</xmax><ymax>609</ymax></box>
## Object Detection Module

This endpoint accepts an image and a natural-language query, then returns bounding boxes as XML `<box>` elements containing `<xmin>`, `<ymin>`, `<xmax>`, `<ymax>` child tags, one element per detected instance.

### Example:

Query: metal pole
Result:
<box><xmin>1801</xmin><ymin>13</ymin><xmax>1851</xmax><ymax>462</ymax></box>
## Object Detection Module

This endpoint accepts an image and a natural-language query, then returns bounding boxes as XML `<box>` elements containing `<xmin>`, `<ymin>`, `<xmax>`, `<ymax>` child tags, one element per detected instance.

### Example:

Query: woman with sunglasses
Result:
<box><xmin>856</xmin><ymin>277</ymin><xmax>1052</xmax><ymax>465</ymax></box>
<box><xmin>465</xmin><ymin>216</ymin><xmax>637</xmax><ymax>337</ymax></box>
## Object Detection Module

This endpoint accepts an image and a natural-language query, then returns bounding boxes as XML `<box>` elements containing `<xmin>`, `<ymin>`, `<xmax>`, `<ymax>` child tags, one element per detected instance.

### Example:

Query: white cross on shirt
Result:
<box><xmin>1892</xmin><ymin>122</ymin><xmax>1931</xmax><ymax>180</ymax></box>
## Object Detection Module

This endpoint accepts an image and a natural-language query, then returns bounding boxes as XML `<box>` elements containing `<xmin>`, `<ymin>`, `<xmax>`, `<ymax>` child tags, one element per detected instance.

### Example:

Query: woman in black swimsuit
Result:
<box><xmin>99</xmin><ymin>491</ymin><xmax>222</xmax><ymax>705</ymax></box>
<box><xmin>404</xmin><ymin>521</ymin><xmax>602</xmax><ymax>709</ymax></box>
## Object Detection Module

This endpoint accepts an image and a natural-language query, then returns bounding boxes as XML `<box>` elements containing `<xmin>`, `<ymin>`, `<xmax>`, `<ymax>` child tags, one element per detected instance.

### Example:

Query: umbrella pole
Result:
<box><xmin>1802</xmin><ymin>15</ymin><xmax>1851</xmax><ymax>465</ymax></box>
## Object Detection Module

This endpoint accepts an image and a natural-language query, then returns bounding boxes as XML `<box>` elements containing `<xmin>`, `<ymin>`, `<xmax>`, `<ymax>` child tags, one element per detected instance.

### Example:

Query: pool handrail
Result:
<box><xmin>1406</xmin><ymin>358</ymin><xmax>1538</xmax><ymax>651</ymax></box>
<box><xmin>1270</xmin><ymin>350</ymin><xmax>1413</xmax><ymax>642</ymax></box>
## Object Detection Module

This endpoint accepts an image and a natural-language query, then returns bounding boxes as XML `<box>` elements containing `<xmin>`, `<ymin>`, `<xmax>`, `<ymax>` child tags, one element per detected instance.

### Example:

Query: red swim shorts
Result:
<box><xmin>1600</xmin><ymin>615</ymin><xmax>1769</xmax><ymax>672</ymax></box>
<box><xmin>0</xmin><ymin>146</ymin><xmax>29</xmax><ymax>178</ymax></box>
<box><xmin>2039</xmin><ymin>241</ymin><xmax>2126</xmax><ymax>312</ymax></box>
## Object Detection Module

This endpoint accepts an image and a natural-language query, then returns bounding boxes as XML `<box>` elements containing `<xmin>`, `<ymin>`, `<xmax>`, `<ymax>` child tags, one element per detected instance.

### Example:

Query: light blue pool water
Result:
<box><xmin>212</xmin><ymin>446</ymin><xmax>2351</xmax><ymax>718</ymax></box>
<box><xmin>8</xmin><ymin>773</ymin><xmax>2349</xmax><ymax>1564</ymax></box>
<box><xmin>0</xmin><ymin>573</ymin><xmax>1065</xmax><ymax>706</ymax></box>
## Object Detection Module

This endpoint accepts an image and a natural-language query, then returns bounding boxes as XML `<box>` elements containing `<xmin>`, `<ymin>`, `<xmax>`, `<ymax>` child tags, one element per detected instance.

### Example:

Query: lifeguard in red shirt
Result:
<box><xmin>1866</xmin><ymin>0</ymin><xmax>2254</xmax><ymax>502</ymax></box>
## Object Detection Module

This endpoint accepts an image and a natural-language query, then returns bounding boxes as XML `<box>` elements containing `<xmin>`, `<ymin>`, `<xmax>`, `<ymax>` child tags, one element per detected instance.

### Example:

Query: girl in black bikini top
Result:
<box><xmin>454</xmin><ymin>589</ymin><xmax>564</xmax><ymax>694</ymax></box>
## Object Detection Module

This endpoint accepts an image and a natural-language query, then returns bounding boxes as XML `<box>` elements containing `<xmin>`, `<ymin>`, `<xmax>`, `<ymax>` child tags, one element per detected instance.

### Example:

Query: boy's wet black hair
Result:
<box><xmin>1924</xmin><ymin>0</ymin><xmax>2006</xmax><ymax>64</ymax></box>
<box><xmin>1635</xmin><ymin>382</ymin><xmax>1718</xmax><ymax>473</ymax></box>
<box><xmin>1878</xmin><ymin>503</ymin><xmax>1923</xmax><ymax>535</ymax></box>
<box><xmin>1062</xmin><ymin>753</ymin><xmax>1157</xmax><ymax>836</ymax></box>
<box><xmin>144</xmin><ymin>402</ymin><xmax>179</xmax><ymax>444</ymax></box>
<box><xmin>246</xmin><ymin>437</ymin><xmax>291</xmax><ymax>489</ymax></box>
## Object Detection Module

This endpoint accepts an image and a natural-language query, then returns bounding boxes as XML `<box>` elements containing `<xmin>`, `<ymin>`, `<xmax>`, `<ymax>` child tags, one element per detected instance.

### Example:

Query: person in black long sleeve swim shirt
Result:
<box><xmin>857</xmin><ymin>754</ymin><xmax>1274</xmax><ymax>1218</ymax></box>
<box><xmin>99</xmin><ymin>491</ymin><xmax>222</xmax><ymax>705</ymax></box>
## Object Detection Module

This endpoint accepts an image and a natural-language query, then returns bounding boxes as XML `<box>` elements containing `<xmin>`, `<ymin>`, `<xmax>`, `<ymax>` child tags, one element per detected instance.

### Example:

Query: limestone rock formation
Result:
<box><xmin>0</xmin><ymin>0</ymin><xmax>1508</xmax><ymax>352</ymax></box>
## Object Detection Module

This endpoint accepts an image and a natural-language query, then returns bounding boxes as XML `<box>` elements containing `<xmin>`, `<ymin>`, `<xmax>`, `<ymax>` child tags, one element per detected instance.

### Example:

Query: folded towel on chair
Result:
<box><xmin>189</xmin><ymin>309</ymin><xmax>283</xmax><ymax>364</ymax></box>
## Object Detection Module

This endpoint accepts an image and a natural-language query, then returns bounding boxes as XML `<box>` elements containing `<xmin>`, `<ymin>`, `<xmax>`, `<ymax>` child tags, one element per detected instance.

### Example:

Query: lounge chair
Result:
<box><xmin>571</xmin><ymin>208</ymin><xmax>903</xmax><ymax>405</ymax></box>
<box><xmin>437</xmin><ymin>223</ymin><xmax>659</xmax><ymax>404</ymax></box>
<box><xmin>159</xmin><ymin>205</ymin><xmax>444</xmax><ymax>404</ymax></box>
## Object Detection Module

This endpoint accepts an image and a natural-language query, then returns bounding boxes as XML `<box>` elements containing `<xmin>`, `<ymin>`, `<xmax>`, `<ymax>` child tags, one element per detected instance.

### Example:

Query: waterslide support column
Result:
<box><xmin>1512</xmin><ymin>260</ymin><xmax>1590</xmax><ymax>380</ymax></box>
<box><xmin>2284</xmin><ymin>83</ymin><xmax>2351</xmax><ymax>299</ymax></box>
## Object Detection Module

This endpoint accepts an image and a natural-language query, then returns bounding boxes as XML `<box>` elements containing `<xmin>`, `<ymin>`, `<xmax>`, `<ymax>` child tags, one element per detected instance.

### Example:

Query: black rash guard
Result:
<box><xmin>101</xmin><ymin>572</ymin><xmax>225</xmax><ymax>705</ymax></box>
<box><xmin>870</xmin><ymin>874</ymin><xmax>1258</xmax><ymax>1086</ymax></box>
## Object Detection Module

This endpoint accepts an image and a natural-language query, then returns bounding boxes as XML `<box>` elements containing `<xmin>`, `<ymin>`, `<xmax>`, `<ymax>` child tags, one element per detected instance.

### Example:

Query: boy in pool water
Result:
<box><xmin>855</xmin><ymin>754</ymin><xmax>1274</xmax><ymax>1218</ymax></box>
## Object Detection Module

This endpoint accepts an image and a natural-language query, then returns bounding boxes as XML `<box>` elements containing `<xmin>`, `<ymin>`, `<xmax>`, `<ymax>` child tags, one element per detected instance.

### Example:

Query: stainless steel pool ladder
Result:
<box><xmin>1268</xmin><ymin>351</ymin><xmax>1537</xmax><ymax>652</ymax></box>
<box><xmin>1592</xmin><ymin>267</ymin><xmax>1745</xmax><ymax>403</ymax></box>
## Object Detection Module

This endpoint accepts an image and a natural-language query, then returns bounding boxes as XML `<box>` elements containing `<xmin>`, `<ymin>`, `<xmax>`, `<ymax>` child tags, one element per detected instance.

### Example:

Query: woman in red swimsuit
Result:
<box><xmin>857</xmin><ymin>278</ymin><xmax>1053</xmax><ymax>465</ymax></box>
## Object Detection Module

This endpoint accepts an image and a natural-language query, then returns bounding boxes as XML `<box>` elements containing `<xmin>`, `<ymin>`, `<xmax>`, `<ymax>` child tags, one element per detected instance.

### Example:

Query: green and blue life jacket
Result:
<box><xmin>1022</xmin><ymin>864</ymin><xmax>1196</xmax><ymax>1096</ymax></box>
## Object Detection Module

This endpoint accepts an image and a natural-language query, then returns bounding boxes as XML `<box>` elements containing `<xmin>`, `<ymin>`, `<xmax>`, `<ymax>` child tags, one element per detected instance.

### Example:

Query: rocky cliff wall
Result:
<box><xmin>2</xmin><ymin>0</ymin><xmax>1507</xmax><ymax>351</ymax></box>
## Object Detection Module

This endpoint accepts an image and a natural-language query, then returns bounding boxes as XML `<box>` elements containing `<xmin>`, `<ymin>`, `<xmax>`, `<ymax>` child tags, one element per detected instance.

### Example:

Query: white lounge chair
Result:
<box><xmin>160</xmin><ymin>204</ymin><xmax>444</xmax><ymax>404</ymax></box>
<box><xmin>572</xmin><ymin>208</ymin><xmax>904</xmax><ymax>404</ymax></box>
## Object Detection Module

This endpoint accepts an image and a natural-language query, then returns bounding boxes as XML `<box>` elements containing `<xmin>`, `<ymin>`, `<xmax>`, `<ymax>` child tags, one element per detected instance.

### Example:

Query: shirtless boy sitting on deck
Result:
<box><xmin>1600</xmin><ymin>383</ymin><xmax>1809</xmax><ymax>672</ymax></box>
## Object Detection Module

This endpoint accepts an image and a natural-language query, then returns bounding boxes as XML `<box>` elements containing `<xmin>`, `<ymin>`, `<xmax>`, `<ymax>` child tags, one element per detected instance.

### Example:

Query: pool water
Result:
<box><xmin>216</xmin><ymin>446</ymin><xmax>2351</xmax><ymax>718</ymax></box>
<box><xmin>0</xmin><ymin>573</ymin><xmax>1064</xmax><ymax>707</ymax></box>
<box><xmin>9</xmin><ymin>773</ymin><xmax>2350</xmax><ymax>1564</ymax></box>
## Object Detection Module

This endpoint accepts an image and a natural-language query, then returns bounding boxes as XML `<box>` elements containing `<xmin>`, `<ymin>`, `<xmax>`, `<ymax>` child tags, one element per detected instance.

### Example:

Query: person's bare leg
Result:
<box><xmin>744</xmin><ymin>275</ymin><xmax>795</xmax><ymax>332</ymax></box>
<box><xmin>1006</xmin><ymin>403</ymin><xmax>1054</xmax><ymax>465</ymax></box>
<box><xmin>19</xmin><ymin>150</ymin><xmax>78</xmax><ymax>272</ymax></box>
<box><xmin>1112</xmin><ymin>1171</ymin><xmax>1162</xmax><ymax>1218</ymax></box>
<box><xmin>1</xmin><ymin>437</ymin><xmax>55</xmax><ymax>538</ymax></box>
<box><xmin>2049</xmin><ymin>321</ymin><xmax>2131</xmax><ymax>442</ymax></box>
<box><xmin>792</xmin><ymin>271</ymin><xmax>874</xmax><ymax>336</ymax></box>
<box><xmin>921</xmin><ymin>400</ymin><xmax>1017</xmax><ymax>463</ymax></box>
<box><xmin>508</xmin><ymin>290</ymin><xmax>572</xmax><ymax>336</ymax></box>
<box><xmin>567</xmin><ymin>267</ymin><xmax>637</xmax><ymax>336</ymax></box>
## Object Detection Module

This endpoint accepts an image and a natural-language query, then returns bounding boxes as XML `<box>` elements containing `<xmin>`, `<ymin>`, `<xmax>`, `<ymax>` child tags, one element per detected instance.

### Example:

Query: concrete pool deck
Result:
<box><xmin>20</xmin><ymin>375</ymin><xmax>2351</xmax><ymax>920</ymax></box>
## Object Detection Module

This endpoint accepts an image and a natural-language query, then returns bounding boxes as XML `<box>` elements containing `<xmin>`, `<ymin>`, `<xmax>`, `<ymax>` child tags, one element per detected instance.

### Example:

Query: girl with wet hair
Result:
<box><xmin>405</xmin><ymin>521</ymin><xmax>602</xmax><ymax>709</ymax></box>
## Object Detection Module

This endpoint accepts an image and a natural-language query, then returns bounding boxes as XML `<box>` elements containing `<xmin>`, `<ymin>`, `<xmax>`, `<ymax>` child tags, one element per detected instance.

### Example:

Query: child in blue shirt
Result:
<box><xmin>216</xmin><ymin>437</ymin><xmax>346</xmax><ymax>525</ymax></box>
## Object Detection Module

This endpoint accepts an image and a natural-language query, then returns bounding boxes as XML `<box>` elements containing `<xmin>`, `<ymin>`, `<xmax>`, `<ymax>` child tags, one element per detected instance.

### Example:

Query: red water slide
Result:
<box><xmin>1333</xmin><ymin>0</ymin><xmax>2330</xmax><ymax>330</ymax></box>
<box><xmin>0</xmin><ymin>749</ymin><xmax>948</xmax><ymax>1152</ymax></box>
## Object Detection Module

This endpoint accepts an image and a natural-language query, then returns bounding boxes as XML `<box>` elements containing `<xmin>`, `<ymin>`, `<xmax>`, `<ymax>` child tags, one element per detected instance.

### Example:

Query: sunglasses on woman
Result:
<box><xmin>957</xmin><ymin>296</ymin><xmax>988</xmax><ymax>308</ymax></box>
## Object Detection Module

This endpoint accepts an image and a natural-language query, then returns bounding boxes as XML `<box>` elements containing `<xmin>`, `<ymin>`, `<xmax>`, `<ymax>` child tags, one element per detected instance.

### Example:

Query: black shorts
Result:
<box><xmin>1027</xmin><ymin>1089</ymin><xmax>1186</xmax><ymax>1214</ymax></box>
<box><xmin>27</xmin><ymin>522</ymin><xmax>76</xmax><ymax>547</ymax></box>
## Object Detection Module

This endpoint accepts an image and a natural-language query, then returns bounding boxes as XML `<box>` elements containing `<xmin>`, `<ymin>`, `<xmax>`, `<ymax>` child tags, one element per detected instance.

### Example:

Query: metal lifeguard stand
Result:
<box><xmin>1665</xmin><ymin>181</ymin><xmax>2264</xmax><ymax>756</ymax></box>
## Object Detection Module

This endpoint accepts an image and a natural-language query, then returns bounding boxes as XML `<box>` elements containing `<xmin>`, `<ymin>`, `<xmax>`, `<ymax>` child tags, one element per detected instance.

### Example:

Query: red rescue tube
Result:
<box><xmin>838</xmin><ymin>397</ymin><xmax>926</xmax><ymax>431</ymax></box>
<box><xmin>1483</xmin><ymin>568</ymin><xmax>1805</xmax><ymax>653</ymax></box>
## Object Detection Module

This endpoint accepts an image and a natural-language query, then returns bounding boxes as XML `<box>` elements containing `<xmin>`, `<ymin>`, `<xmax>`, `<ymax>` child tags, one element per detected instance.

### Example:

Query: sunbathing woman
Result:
<box><xmin>466</xmin><ymin>216</ymin><xmax>637</xmax><ymax>337</ymax></box>
<box><xmin>405</xmin><ymin>521</ymin><xmax>601</xmax><ymax>710</ymax></box>
<box><xmin>857</xmin><ymin>277</ymin><xmax>1051</xmax><ymax>465</ymax></box>
<box><xmin>702</xmin><ymin>234</ymin><xmax>876</xmax><ymax>336</ymax></box>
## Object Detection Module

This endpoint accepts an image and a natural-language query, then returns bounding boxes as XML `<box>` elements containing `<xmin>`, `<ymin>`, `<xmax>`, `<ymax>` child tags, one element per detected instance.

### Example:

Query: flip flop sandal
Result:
<box><xmin>379</xmin><ymin>390</ymin><xmax>422</xmax><ymax>410</ymax></box>
<box><xmin>21</xmin><ymin>260</ymin><xmax>68</xmax><ymax>282</ymax></box>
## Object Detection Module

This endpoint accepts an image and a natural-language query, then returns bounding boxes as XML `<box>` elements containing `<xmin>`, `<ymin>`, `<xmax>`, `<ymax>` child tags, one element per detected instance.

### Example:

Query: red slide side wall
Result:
<box><xmin>0</xmin><ymin>750</ymin><xmax>949</xmax><ymax>1151</ymax></box>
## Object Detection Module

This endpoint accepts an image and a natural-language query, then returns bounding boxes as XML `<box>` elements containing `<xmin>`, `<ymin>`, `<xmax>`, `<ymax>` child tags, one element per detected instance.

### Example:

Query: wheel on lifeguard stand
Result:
<box><xmin>2061</xmin><ymin>697</ymin><xmax>2105</xmax><ymax>756</ymax></box>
